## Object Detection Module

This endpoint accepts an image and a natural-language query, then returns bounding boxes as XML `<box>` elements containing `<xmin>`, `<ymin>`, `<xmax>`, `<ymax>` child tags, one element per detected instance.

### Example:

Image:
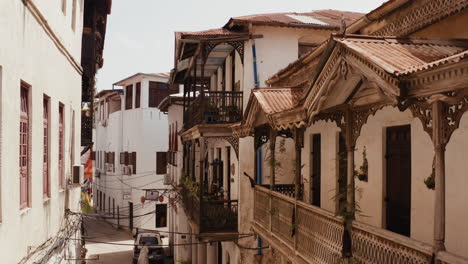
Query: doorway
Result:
<box><xmin>310</xmin><ymin>134</ymin><xmax>321</xmax><ymax>207</ymax></box>
<box><xmin>385</xmin><ymin>125</ymin><xmax>411</xmax><ymax>236</ymax></box>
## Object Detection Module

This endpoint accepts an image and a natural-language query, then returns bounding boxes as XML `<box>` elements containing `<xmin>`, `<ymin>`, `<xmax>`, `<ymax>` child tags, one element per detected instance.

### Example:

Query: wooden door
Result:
<box><xmin>386</xmin><ymin>125</ymin><xmax>411</xmax><ymax>236</ymax></box>
<box><xmin>311</xmin><ymin>134</ymin><xmax>321</xmax><ymax>207</ymax></box>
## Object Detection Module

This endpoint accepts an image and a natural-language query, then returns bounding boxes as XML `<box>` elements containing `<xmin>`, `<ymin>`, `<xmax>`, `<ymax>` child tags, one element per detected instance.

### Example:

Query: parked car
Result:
<box><xmin>133</xmin><ymin>231</ymin><xmax>164</xmax><ymax>264</ymax></box>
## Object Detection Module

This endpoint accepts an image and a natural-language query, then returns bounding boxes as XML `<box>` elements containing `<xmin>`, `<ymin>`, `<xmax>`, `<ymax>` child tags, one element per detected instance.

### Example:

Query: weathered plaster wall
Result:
<box><xmin>445</xmin><ymin>111</ymin><xmax>468</xmax><ymax>257</ymax></box>
<box><xmin>0</xmin><ymin>1</ymin><xmax>83</xmax><ymax>263</ymax></box>
<box><xmin>354</xmin><ymin>106</ymin><xmax>434</xmax><ymax>245</ymax></box>
<box><xmin>302</xmin><ymin>120</ymin><xmax>341</xmax><ymax>213</ymax></box>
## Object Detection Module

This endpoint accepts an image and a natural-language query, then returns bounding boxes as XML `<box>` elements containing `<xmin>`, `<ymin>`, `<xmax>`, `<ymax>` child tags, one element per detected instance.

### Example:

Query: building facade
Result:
<box><xmin>0</xmin><ymin>0</ymin><xmax>110</xmax><ymax>263</ymax></box>
<box><xmin>93</xmin><ymin>73</ymin><xmax>177</xmax><ymax>237</ymax></box>
<box><xmin>169</xmin><ymin>10</ymin><xmax>364</xmax><ymax>264</ymax></box>
<box><xmin>236</xmin><ymin>0</ymin><xmax>468</xmax><ymax>263</ymax></box>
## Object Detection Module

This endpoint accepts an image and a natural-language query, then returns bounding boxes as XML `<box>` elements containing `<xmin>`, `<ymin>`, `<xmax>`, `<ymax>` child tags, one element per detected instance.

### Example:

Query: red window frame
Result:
<box><xmin>20</xmin><ymin>84</ymin><xmax>29</xmax><ymax>209</ymax></box>
<box><xmin>43</xmin><ymin>96</ymin><xmax>50</xmax><ymax>197</ymax></box>
<box><xmin>59</xmin><ymin>104</ymin><xmax>65</xmax><ymax>189</ymax></box>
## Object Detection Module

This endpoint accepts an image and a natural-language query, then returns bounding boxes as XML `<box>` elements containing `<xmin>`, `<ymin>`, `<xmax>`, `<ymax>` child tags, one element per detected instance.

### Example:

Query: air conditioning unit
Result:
<box><xmin>106</xmin><ymin>164</ymin><xmax>113</xmax><ymax>173</ymax></box>
<box><xmin>123</xmin><ymin>166</ymin><xmax>132</xmax><ymax>176</ymax></box>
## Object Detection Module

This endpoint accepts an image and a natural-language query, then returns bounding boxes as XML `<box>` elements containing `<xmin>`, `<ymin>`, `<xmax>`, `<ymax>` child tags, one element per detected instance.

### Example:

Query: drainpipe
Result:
<box><xmin>251</xmin><ymin>40</ymin><xmax>259</xmax><ymax>89</ymax></box>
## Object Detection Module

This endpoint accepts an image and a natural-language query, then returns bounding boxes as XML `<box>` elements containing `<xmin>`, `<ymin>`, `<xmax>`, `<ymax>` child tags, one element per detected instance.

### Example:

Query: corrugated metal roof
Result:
<box><xmin>337</xmin><ymin>36</ymin><xmax>468</xmax><ymax>76</ymax></box>
<box><xmin>228</xmin><ymin>10</ymin><xmax>364</xmax><ymax>29</ymax></box>
<box><xmin>253</xmin><ymin>87</ymin><xmax>303</xmax><ymax>114</ymax></box>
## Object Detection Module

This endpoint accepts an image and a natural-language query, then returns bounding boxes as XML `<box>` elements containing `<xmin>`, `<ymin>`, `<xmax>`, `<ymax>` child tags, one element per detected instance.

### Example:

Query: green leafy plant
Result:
<box><xmin>181</xmin><ymin>173</ymin><xmax>199</xmax><ymax>198</ymax></box>
<box><xmin>424</xmin><ymin>168</ymin><xmax>435</xmax><ymax>190</ymax></box>
<box><xmin>355</xmin><ymin>147</ymin><xmax>368</xmax><ymax>182</ymax></box>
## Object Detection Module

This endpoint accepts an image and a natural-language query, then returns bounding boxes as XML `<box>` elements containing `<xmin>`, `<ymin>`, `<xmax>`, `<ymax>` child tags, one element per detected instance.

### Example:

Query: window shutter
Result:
<box><xmin>156</xmin><ymin>152</ymin><xmax>167</xmax><ymax>174</ymax></box>
<box><xmin>124</xmin><ymin>152</ymin><xmax>129</xmax><ymax>165</ymax></box>
<box><xmin>131</xmin><ymin>152</ymin><xmax>137</xmax><ymax>174</ymax></box>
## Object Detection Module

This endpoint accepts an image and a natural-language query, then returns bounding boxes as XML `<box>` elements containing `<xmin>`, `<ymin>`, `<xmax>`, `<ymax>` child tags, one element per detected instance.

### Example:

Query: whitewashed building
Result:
<box><xmin>170</xmin><ymin>10</ymin><xmax>363</xmax><ymax>264</ymax></box>
<box><xmin>93</xmin><ymin>73</ymin><xmax>178</xmax><ymax>236</ymax></box>
<box><xmin>0</xmin><ymin>0</ymin><xmax>110</xmax><ymax>263</ymax></box>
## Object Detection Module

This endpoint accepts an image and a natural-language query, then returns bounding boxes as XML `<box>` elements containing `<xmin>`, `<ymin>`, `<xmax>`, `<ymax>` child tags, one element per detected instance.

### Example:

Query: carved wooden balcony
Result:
<box><xmin>252</xmin><ymin>185</ymin><xmax>465</xmax><ymax>264</ymax></box>
<box><xmin>180</xmin><ymin>183</ymin><xmax>238</xmax><ymax>234</ymax></box>
<box><xmin>185</xmin><ymin>91</ymin><xmax>243</xmax><ymax>129</ymax></box>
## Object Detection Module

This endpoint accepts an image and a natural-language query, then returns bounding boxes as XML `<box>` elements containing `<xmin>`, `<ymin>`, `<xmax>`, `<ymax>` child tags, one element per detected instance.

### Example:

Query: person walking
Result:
<box><xmin>137</xmin><ymin>241</ymin><xmax>149</xmax><ymax>264</ymax></box>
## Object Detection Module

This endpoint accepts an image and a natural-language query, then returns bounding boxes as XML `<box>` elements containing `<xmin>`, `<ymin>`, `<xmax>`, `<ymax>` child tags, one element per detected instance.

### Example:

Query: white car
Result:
<box><xmin>133</xmin><ymin>232</ymin><xmax>164</xmax><ymax>264</ymax></box>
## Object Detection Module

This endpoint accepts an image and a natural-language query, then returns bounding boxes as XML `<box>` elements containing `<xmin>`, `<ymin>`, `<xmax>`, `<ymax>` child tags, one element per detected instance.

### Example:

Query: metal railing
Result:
<box><xmin>185</xmin><ymin>91</ymin><xmax>243</xmax><ymax>128</ymax></box>
<box><xmin>180</xmin><ymin>184</ymin><xmax>238</xmax><ymax>233</ymax></box>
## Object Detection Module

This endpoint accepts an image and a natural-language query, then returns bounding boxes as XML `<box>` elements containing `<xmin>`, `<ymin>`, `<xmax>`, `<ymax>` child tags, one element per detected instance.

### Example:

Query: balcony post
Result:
<box><xmin>269</xmin><ymin>127</ymin><xmax>277</xmax><ymax>233</ymax></box>
<box><xmin>345</xmin><ymin>109</ymin><xmax>355</xmax><ymax>218</ymax></box>
<box><xmin>432</xmin><ymin>100</ymin><xmax>446</xmax><ymax>252</ymax></box>
<box><xmin>269</xmin><ymin>128</ymin><xmax>277</xmax><ymax>189</ymax></box>
<box><xmin>294</xmin><ymin>127</ymin><xmax>304</xmax><ymax>200</ymax></box>
<box><xmin>200</xmin><ymin>52</ymin><xmax>205</xmax><ymax>124</ymax></box>
<box><xmin>342</xmin><ymin>109</ymin><xmax>355</xmax><ymax>258</ymax></box>
<box><xmin>199</xmin><ymin>137</ymin><xmax>206</xmax><ymax>227</ymax></box>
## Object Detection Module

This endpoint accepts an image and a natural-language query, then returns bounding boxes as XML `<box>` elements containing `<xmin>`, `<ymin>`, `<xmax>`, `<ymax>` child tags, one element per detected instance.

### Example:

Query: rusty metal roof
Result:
<box><xmin>336</xmin><ymin>36</ymin><xmax>468</xmax><ymax>76</ymax></box>
<box><xmin>253</xmin><ymin>87</ymin><xmax>303</xmax><ymax>114</ymax></box>
<box><xmin>226</xmin><ymin>10</ymin><xmax>364</xmax><ymax>29</ymax></box>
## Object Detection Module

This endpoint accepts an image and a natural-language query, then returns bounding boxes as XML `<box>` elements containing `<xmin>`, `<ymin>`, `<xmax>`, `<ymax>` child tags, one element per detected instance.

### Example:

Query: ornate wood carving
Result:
<box><xmin>202</xmin><ymin>41</ymin><xmax>245</xmax><ymax>64</ymax></box>
<box><xmin>227</xmin><ymin>41</ymin><xmax>244</xmax><ymax>64</ymax></box>
<box><xmin>409</xmin><ymin>98</ymin><xmax>433</xmax><ymax>138</ymax></box>
<box><xmin>315</xmin><ymin>103</ymin><xmax>390</xmax><ymax>146</ymax></box>
<box><xmin>223</xmin><ymin>136</ymin><xmax>239</xmax><ymax>158</ymax></box>
<box><xmin>371</xmin><ymin>0</ymin><xmax>468</xmax><ymax>37</ymax></box>
<box><xmin>441</xmin><ymin>94</ymin><xmax>468</xmax><ymax>144</ymax></box>
<box><xmin>350</xmin><ymin>103</ymin><xmax>390</xmax><ymax>146</ymax></box>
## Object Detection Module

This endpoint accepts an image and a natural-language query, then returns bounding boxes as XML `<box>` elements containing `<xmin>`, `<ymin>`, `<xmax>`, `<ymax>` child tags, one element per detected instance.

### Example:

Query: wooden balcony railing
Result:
<box><xmin>185</xmin><ymin>91</ymin><xmax>243</xmax><ymax>128</ymax></box>
<box><xmin>260</xmin><ymin>184</ymin><xmax>303</xmax><ymax>199</ymax></box>
<box><xmin>253</xmin><ymin>185</ymin><xmax>457</xmax><ymax>264</ymax></box>
<box><xmin>180</xmin><ymin>184</ymin><xmax>238</xmax><ymax>233</ymax></box>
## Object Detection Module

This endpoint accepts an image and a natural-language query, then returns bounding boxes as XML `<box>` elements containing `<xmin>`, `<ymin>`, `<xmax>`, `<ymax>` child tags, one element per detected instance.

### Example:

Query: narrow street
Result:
<box><xmin>84</xmin><ymin>217</ymin><xmax>134</xmax><ymax>264</ymax></box>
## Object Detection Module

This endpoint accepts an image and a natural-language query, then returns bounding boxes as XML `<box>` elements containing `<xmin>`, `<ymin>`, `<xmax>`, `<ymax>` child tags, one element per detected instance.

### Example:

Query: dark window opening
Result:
<box><xmin>155</xmin><ymin>204</ymin><xmax>167</xmax><ymax>228</ymax></box>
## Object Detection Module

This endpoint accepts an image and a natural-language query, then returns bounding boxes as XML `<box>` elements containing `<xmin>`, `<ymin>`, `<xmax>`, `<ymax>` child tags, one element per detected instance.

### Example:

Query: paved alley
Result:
<box><xmin>83</xmin><ymin>217</ymin><xmax>134</xmax><ymax>264</ymax></box>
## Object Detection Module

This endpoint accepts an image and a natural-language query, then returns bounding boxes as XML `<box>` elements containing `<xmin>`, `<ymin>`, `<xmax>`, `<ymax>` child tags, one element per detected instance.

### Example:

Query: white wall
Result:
<box><xmin>94</xmin><ymin>75</ymin><xmax>172</xmax><ymax>233</ymax></box>
<box><xmin>0</xmin><ymin>1</ymin><xmax>83</xmax><ymax>263</ymax></box>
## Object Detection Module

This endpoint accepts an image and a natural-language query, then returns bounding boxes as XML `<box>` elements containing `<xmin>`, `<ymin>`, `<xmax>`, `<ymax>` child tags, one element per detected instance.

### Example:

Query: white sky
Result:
<box><xmin>96</xmin><ymin>0</ymin><xmax>387</xmax><ymax>91</ymax></box>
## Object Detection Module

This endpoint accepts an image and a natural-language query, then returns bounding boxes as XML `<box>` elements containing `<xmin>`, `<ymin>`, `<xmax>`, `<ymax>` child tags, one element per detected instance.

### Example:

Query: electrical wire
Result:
<box><xmin>65</xmin><ymin>234</ymin><xmax>254</xmax><ymax>247</ymax></box>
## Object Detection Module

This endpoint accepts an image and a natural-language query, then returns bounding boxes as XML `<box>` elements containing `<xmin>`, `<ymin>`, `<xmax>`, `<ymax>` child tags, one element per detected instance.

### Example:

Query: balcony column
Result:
<box><xmin>199</xmin><ymin>137</ymin><xmax>206</xmax><ymax>188</ymax></box>
<box><xmin>206</xmin><ymin>242</ymin><xmax>217</xmax><ymax>264</ymax></box>
<box><xmin>342</xmin><ymin>109</ymin><xmax>355</xmax><ymax>258</ymax></box>
<box><xmin>200</xmin><ymin>50</ymin><xmax>206</xmax><ymax>124</ymax></box>
<box><xmin>432</xmin><ymin>101</ymin><xmax>446</xmax><ymax>252</ymax></box>
<box><xmin>269</xmin><ymin>128</ymin><xmax>277</xmax><ymax>189</ymax></box>
<box><xmin>345</xmin><ymin>109</ymin><xmax>355</xmax><ymax>218</ymax></box>
<box><xmin>197</xmin><ymin>242</ymin><xmax>207</xmax><ymax>264</ymax></box>
<box><xmin>191</xmin><ymin>235</ymin><xmax>198</xmax><ymax>264</ymax></box>
<box><xmin>293</xmin><ymin>127</ymin><xmax>304</xmax><ymax>200</ymax></box>
<box><xmin>192</xmin><ymin>140</ymin><xmax>196</xmax><ymax>181</ymax></box>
